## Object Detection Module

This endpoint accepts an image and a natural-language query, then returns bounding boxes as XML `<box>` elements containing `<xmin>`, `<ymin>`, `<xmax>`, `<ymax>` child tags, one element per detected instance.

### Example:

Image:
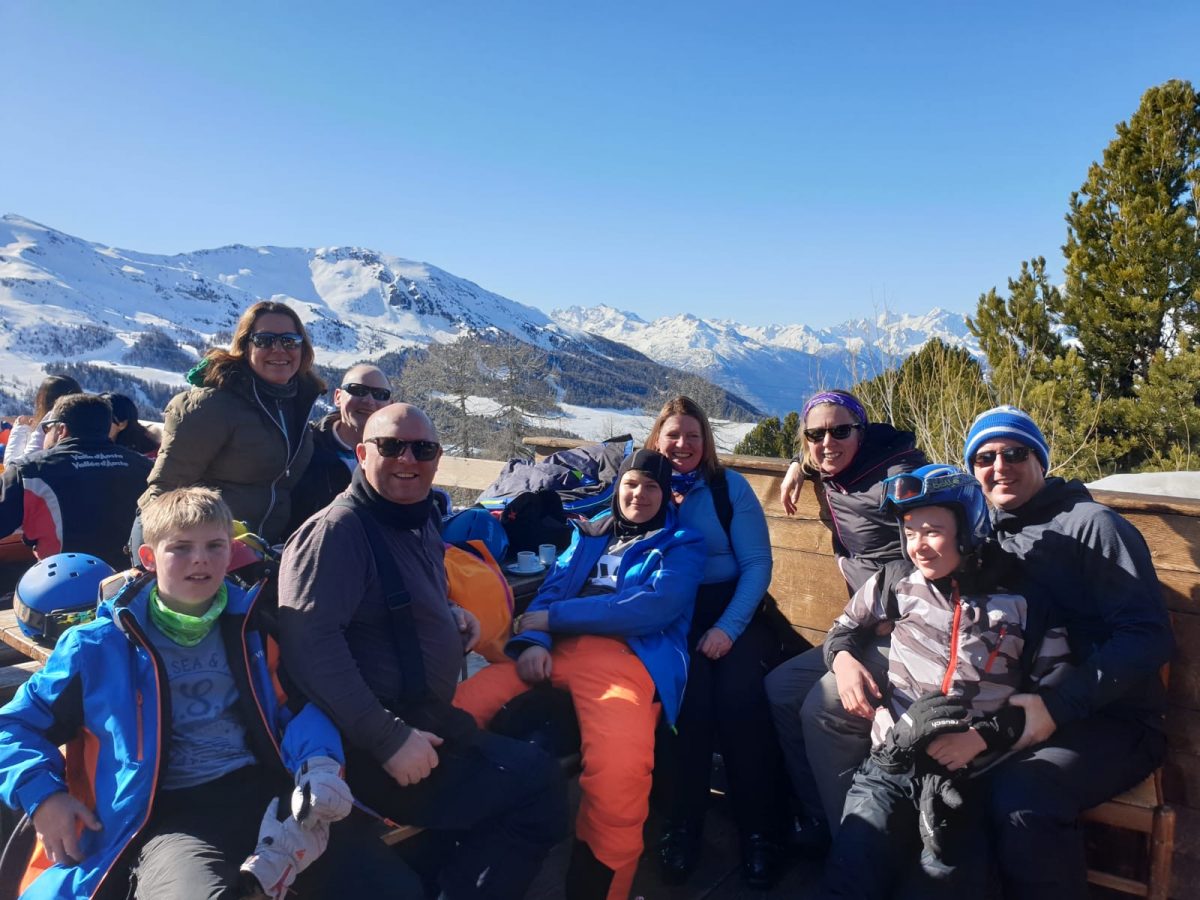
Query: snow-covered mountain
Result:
<box><xmin>550</xmin><ymin>305</ymin><xmax>978</xmax><ymax>415</ymax></box>
<box><xmin>0</xmin><ymin>215</ymin><xmax>977</xmax><ymax>420</ymax></box>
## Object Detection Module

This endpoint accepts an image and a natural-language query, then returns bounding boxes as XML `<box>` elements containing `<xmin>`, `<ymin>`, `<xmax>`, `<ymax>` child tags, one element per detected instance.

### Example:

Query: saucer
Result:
<box><xmin>506</xmin><ymin>562</ymin><xmax>546</xmax><ymax>575</ymax></box>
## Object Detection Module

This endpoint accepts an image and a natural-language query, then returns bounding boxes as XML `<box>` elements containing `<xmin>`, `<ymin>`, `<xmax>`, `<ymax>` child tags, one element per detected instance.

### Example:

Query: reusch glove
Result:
<box><xmin>291</xmin><ymin>756</ymin><xmax>352</xmax><ymax>828</ymax></box>
<box><xmin>917</xmin><ymin>771</ymin><xmax>965</xmax><ymax>860</ymax></box>
<box><xmin>240</xmin><ymin>798</ymin><xmax>329</xmax><ymax>900</ymax></box>
<box><xmin>871</xmin><ymin>692</ymin><xmax>970</xmax><ymax>773</ymax></box>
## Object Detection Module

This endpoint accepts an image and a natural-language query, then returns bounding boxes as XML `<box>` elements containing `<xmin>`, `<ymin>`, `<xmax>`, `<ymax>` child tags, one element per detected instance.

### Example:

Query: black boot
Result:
<box><xmin>656</xmin><ymin>821</ymin><xmax>701</xmax><ymax>886</ymax></box>
<box><xmin>741</xmin><ymin>833</ymin><xmax>784</xmax><ymax>890</ymax></box>
<box><xmin>565</xmin><ymin>838</ymin><xmax>615</xmax><ymax>900</ymax></box>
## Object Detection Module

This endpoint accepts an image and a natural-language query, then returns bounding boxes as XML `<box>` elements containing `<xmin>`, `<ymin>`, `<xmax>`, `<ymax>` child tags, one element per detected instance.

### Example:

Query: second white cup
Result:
<box><xmin>538</xmin><ymin>543</ymin><xmax>557</xmax><ymax>566</ymax></box>
<box><xmin>516</xmin><ymin>550</ymin><xmax>539</xmax><ymax>571</ymax></box>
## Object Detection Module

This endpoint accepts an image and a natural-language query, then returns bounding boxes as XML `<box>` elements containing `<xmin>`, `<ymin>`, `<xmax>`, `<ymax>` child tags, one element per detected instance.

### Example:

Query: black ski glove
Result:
<box><xmin>871</xmin><ymin>692</ymin><xmax>970</xmax><ymax>773</ymax></box>
<box><xmin>916</xmin><ymin>770</ymin><xmax>965</xmax><ymax>860</ymax></box>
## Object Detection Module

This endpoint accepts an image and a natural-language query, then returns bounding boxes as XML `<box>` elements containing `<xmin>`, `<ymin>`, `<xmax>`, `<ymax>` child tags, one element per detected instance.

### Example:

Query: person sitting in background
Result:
<box><xmin>454</xmin><ymin>449</ymin><xmax>705</xmax><ymax>900</ymax></box>
<box><xmin>286</xmin><ymin>363</ymin><xmax>392</xmax><ymax>533</ymax></box>
<box><xmin>0</xmin><ymin>394</ymin><xmax>151</xmax><ymax>570</ymax></box>
<box><xmin>100</xmin><ymin>392</ymin><xmax>160</xmax><ymax>457</ymax></box>
<box><xmin>0</xmin><ymin>488</ymin><xmax>374</xmax><ymax>900</ymax></box>
<box><xmin>3</xmin><ymin>375</ymin><xmax>82</xmax><ymax>466</ymax></box>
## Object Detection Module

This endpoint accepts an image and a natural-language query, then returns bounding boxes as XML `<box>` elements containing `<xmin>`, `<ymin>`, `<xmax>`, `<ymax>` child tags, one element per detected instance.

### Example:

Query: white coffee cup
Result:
<box><xmin>538</xmin><ymin>543</ymin><xmax>557</xmax><ymax>566</ymax></box>
<box><xmin>516</xmin><ymin>550</ymin><xmax>539</xmax><ymax>572</ymax></box>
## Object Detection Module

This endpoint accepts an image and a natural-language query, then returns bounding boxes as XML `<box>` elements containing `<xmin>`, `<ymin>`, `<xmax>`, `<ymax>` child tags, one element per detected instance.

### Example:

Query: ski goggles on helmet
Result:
<box><xmin>880</xmin><ymin>469</ymin><xmax>978</xmax><ymax>510</ymax></box>
<box><xmin>14</xmin><ymin>598</ymin><xmax>97</xmax><ymax>645</ymax></box>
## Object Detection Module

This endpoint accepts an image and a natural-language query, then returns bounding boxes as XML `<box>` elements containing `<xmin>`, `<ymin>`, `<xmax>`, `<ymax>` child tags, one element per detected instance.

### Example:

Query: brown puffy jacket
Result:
<box><xmin>140</xmin><ymin>367</ymin><xmax>318</xmax><ymax>542</ymax></box>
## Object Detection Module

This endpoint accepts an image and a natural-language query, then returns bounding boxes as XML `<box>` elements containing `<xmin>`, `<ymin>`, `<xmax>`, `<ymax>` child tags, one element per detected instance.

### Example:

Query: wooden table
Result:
<box><xmin>0</xmin><ymin>607</ymin><xmax>50</xmax><ymax>665</ymax></box>
<box><xmin>504</xmin><ymin>566</ymin><xmax>548</xmax><ymax>611</ymax></box>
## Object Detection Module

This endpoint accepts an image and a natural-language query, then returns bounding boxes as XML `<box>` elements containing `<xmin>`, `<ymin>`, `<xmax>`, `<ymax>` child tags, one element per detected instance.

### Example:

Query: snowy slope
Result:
<box><xmin>1</xmin><ymin>214</ymin><xmax>977</xmax><ymax>419</ymax></box>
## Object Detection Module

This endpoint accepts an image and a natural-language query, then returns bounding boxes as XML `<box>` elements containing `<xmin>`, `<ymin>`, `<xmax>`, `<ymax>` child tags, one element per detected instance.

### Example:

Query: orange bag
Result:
<box><xmin>445</xmin><ymin>539</ymin><xmax>514</xmax><ymax>663</ymax></box>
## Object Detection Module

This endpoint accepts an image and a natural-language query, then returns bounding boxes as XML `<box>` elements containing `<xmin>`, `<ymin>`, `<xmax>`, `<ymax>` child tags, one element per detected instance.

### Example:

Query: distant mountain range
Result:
<box><xmin>0</xmin><ymin>214</ymin><xmax>978</xmax><ymax>419</ymax></box>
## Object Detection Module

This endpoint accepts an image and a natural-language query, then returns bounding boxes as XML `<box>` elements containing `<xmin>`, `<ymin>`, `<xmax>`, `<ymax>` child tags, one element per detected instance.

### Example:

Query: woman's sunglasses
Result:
<box><xmin>341</xmin><ymin>383</ymin><xmax>392</xmax><ymax>402</ymax></box>
<box><xmin>249</xmin><ymin>331</ymin><xmax>304</xmax><ymax>351</ymax></box>
<box><xmin>971</xmin><ymin>446</ymin><xmax>1031</xmax><ymax>467</ymax></box>
<box><xmin>365</xmin><ymin>437</ymin><xmax>441</xmax><ymax>461</ymax></box>
<box><xmin>803</xmin><ymin>423</ymin><xmax>862</xmax><ymax>442</ymax></box>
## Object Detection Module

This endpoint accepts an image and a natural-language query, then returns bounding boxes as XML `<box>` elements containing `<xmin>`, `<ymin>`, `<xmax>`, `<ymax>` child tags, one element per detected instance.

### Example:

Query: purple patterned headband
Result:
<box><xmin>802</xmin><ymin>391</ymin><xmax>868</xmax><ymax>427</ymax></box>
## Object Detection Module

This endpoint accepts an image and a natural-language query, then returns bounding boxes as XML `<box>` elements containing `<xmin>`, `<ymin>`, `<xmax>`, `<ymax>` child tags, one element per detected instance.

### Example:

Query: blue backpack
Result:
<box><xmin>441</xmin><ymin>507</ymin><xmax>510</xmax><ymax>562</ymax></box>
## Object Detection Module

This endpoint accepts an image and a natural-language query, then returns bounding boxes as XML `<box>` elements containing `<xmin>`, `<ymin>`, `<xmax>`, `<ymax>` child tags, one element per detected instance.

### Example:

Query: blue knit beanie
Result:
<box><xmin>963</xmin><ymin>405</ymin><xmax>1050</xmax><ymax>472</ymax></box>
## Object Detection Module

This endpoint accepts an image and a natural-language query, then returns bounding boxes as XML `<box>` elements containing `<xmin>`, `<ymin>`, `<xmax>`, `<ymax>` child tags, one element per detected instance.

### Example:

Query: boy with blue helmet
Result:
<box><xmin>0</xmin><ymin>488</ymin><xmax>397</xmax><ymax>900</ymax></box>
<box><xmin>822</xmin><ymin>464</ymin><xmax>1070</xmax><ymax>898</ymax></box>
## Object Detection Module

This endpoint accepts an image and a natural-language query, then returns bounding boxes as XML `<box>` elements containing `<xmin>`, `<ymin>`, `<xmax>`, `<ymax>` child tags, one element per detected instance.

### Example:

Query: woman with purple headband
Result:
<box><xmin>765</xmin><ymin>388</ymin><xmax>927</xmax><ymax>853</ymax></box>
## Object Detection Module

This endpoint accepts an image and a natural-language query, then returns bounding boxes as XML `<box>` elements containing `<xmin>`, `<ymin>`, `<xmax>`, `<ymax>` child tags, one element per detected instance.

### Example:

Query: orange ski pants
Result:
<box><xmin>454</xmin><ymin>634</ymin><xmax>660</xmax><ymax>900</ymax></box>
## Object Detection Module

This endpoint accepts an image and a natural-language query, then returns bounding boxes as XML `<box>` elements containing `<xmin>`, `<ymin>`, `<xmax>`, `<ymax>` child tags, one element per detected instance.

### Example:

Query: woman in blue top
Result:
<box><xmin>648</xmin><ymin>396</ymin><xmax>789</xmax><ymax>890</ymax></box>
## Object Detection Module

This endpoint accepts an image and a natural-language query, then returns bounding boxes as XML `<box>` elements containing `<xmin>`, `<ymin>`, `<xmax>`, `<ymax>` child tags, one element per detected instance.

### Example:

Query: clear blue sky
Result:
<box><xmin>4</xmin><ymin>1</ymin><xmax>1197</xmax><ymax>328</ymax></box>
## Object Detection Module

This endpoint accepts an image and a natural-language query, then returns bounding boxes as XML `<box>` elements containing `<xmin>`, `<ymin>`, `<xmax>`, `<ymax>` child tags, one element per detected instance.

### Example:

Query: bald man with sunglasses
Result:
<box><xmin>963</xmin><ymin>405</ymin><xmax>1173</xmax><ymax>899</ymax></box>
<box><xmin>278</xmin><ymin>404</ymin><xmax>567</xmax><ymax>899</ymax></box>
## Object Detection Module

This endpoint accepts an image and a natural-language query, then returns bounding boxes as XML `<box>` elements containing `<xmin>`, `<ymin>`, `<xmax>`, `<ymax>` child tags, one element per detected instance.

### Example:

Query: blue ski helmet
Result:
<box><xmin>14</xmin><ymin>553</ymin><xmax>114</xmax><ymax>645</ymax></box>
<box><xmin>880</xmin><ymin>464</ymin><xmax>991</xmax><ymax>555</ymax></box>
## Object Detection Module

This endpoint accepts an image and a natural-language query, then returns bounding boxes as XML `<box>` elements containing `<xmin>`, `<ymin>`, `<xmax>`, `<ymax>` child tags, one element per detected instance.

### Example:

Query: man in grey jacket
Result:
<box><xmin>278</xmin><ymin>403</ymin><xmax>567</xmax><ymax>899</ymax></box>
<box><xmin>963</xmin><ymin>405</ymin><xmax>1173</xmax><ymax>899</ymax></box>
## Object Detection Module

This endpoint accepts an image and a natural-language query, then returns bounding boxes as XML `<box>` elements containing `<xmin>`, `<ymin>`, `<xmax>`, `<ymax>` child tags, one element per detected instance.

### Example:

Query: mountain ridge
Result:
<box><xmin>1</xmin><ymin>214</ymin><xmax>978</xmax><ymax>419</ymax></box>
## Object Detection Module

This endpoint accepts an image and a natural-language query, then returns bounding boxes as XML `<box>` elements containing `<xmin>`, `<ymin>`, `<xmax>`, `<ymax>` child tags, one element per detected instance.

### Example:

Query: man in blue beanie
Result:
<box><xmin>963</xmin><ymin>405</ymin><xmax>1173</xmax><ymax>899</ymax></box>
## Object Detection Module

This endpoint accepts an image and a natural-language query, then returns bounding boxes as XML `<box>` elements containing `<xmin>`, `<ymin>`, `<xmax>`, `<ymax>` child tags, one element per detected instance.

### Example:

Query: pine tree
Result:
<box><xmin>854</xmin><ymin>339</ymin><xmax>990</xmax><ymax>464</ymax></box>
<box><xmin>968</xmin><ymin>257</ymin><xmax>1064</xmax><ymax>383</ymax></box>
<box><xmin>1059</xmin><ymin>79</ymin><xmax>1200</xmax><ymax>399</ymax></box>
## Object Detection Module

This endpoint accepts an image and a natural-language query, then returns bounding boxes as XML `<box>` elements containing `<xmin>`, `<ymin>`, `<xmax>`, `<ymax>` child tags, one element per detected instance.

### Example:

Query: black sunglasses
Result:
<box><xmin>365</xmin><ymin>437</ymin><xmax>441</xmax><ymax>461</ymax></box>
<box><xmin>342</xmin><ymin>383</ymin><xmax>392</xmax><ymax>402</ymax></box>
<box><xmin>803</xmin><ymin>423</ymin><xmax>862</xmax><ymax>442</ymax></box>
<box><xmin>249</xmin><ymin>331</ymin><xmax>304</xmax><ymax>351</ymax></box>
<box><xmin>972</xmin><ymin>446</ymin><xmax>1031</xmax><ymax>467</ymax></box>
<box><xmin>39</xmin><ymin>419</ymin><xmax>62</xmax><ymax>434</ymax></box>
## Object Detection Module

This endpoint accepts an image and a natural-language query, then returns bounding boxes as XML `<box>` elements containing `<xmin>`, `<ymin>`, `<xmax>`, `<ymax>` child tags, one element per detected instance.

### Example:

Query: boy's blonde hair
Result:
<box><xmin>141</xmin><ymin>487</ymin><xmax>233</xmax><ymax>546</ymax></box>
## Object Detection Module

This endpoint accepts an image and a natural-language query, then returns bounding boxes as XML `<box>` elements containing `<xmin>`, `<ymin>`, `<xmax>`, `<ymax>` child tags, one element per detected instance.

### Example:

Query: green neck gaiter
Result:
<box><xmin>149</xmin><ymin>583</ymin><xmax>228</xmax><ymax>647</ymax></box>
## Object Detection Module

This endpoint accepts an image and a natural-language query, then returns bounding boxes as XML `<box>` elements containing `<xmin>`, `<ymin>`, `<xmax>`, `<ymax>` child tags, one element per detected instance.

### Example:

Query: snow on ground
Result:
<box><xmin>458</xmin><ymin>397</ymin><xmax>755</xmax><ymax>454</ymax></box>
<box><xmin>1087</xmin><ymin>472</ymin><xmax>1200</xmax><ymax>500</ymax></box>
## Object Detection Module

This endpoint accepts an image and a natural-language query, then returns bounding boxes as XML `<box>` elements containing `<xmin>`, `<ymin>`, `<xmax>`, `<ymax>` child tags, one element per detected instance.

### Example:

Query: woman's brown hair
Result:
<box><xmin>645</xmin><ymin>395</ymin><xmax>721</xmax><ymax>478</ymax></box>
<box><xmin>34</xmin><ymin>375</ymin><xmax>83</xmax><ymax>421</ymax></box>
<box><xmin>200</xmin><ymin>301</ymin><xmax>325</xmax><ymax>393</ymax></box>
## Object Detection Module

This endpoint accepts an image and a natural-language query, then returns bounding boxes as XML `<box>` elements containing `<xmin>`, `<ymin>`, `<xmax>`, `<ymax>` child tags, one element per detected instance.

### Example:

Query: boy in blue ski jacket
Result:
<box><xmin>0</xmin><ymin>488</ymin><xmax>357</xmax><ymax>900</ymax></box>
<box><xmin>455</xmin><ymin>450</ymin><xmax>705</xmax><ymax>900</ymax></box>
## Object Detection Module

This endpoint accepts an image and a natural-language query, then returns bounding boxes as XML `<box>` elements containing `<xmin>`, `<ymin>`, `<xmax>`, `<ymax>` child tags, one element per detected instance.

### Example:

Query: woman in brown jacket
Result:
<box><xmin>138</xmin><ymin>301</ymin><xmax>325</xmax><ymax>544</ymax></box>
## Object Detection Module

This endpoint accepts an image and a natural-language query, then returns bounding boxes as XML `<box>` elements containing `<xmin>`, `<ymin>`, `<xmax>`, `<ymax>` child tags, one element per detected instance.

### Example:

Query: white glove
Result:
<box><xmin>291</xmin><ymin>755</ymin><xmax>352</xmax><ymax>828</ymax></box>
<box><xmin>240</xmin><ymin>798</ymin><xmax>329</xmax><ymax>900</ymax></box>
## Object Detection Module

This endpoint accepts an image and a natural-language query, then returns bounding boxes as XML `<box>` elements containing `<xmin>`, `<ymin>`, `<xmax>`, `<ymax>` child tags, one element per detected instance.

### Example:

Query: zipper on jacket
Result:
<box><xmin>93</xmin><ymin>608</ymin><xmax>167</xmax><ymax>899</ymax></box>
<box><xmin>240</xmin><ymin>584</ymin><xmax>286</xmax><ymax>765</ymax></box>
<box><xmin>135</xmin><ymin>690</ymin><xmax>145</xmax><ymax>760</ymax></box>
<box><xmin>939</xmin><ymin>579</ymin><xmax>963</xmax><ymax>695</ymax></box>
<box><xmin>252</xmin><ymin>381</ymin><xmax>312</xmax><ymax>534</ymax></box>
<box><xmin>984</xmin><ymin>624</ymin><xmax>1008</xmax><ymax>674</ymax></box>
